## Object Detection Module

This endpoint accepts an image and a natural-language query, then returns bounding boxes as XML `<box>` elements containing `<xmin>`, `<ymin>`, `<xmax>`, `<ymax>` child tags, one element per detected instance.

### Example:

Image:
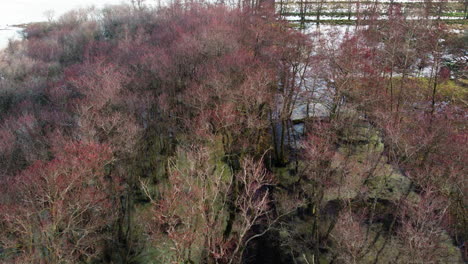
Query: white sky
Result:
<box><xmin>0</xmin><ymin>0</ymin><xmax>130</xmax><ymax>26</ymax></box>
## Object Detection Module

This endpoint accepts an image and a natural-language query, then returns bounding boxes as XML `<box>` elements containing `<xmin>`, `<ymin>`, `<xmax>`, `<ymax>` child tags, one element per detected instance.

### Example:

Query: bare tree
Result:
<box><xmin>43</xmin><ymin>9</ymin><xmax>55</xmax><ymax>22</ymax></box>
<box><xmin>130</xmin><ymin>0</ymin><xmax>146</xmax><ymax>10</ymax></box>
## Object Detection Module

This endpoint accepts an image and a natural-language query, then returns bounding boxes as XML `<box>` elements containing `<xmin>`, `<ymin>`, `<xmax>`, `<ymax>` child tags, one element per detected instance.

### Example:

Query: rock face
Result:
<box><xmin>292</xmin><ymin>123</ymin><xmax>305</xmax><ymax>135</ymax></box>
<box><xmin>269</xmin><ymin>119</ymin><xmax>464</xmax><ymax>264</ymax></box>
<box><xmin>364</xmin><ymin>163</ymin><xmax>412</xmax><ymax>201</ymax></box>
<box><xmin>322</xmin><ymin>121</ymin><xmax>413</xmax><ymax>202</ymax></box>
<box><xmin>328</xmin><ymin>122</ymin><xmax>462</xmax><ymax>263</ymax></box>
<box><xmin>291</xmin><ymin>102</ymin><xmax>329</xmax><ymax>122</ymax></box>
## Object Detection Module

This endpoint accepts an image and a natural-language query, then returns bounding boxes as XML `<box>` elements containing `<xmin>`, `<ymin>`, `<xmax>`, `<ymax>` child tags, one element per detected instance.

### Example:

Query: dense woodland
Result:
<box><xmin>0</xmin><ymin>0</ymin><xmax>466</xmax><ymax>263</ymax></box>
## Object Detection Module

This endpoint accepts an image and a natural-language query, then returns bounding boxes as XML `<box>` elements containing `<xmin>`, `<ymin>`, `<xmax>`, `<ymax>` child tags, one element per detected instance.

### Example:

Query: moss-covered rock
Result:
<box><xmin>365</xmin><ymin>164</ymin><xmax>411</xmax><ymax>201</ymax></box>
<box><xmin>332</xmin><ymin>123</ymin><xmax>411</xmax><ymax>202</ymax></box>
<box><xmin>273</xmin><ymin>164</ymin><xmax>301</xmax><ymax>188</ymax></box>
